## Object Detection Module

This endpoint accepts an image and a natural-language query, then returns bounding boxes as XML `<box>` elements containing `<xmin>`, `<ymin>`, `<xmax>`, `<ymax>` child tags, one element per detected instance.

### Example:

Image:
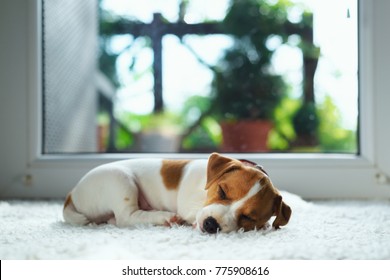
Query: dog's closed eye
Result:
<box><xmin>240</xmin><ymin>214</ymin><xmax>255</xmax><ymax>222</ymax></box>
<box><xmin>218</xmin><ymin>185</ymin><xmax>227</xmax><ymax>200</ymax></box>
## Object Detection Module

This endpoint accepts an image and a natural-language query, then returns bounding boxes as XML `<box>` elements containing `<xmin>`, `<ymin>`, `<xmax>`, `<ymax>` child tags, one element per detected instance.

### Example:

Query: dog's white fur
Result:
<box><xmin>63</xmin><ymin>153</ymin><xmax>291</xmax><ymax>233</ymax></box>
<box><xmin>64</xmin><ymin>159</ymin><xmax>207</xmax><ymax>227</ymax></box>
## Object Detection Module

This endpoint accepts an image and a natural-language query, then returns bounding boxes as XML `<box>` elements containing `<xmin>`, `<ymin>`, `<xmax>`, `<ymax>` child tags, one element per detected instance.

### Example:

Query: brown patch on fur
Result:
<box><xmin>205</xmin><ymin>164</ymin><xmax>263</xmax><ymax>206</ymax></box>
<box><xmin>272</xmin><ymin>197</ymin><xmax>292</xmax><ymax>229</ymax></box>
<box><xmin>160</xmin><ymin>159</ymin><xmax>190</xmax><ymax>190</ymax></box>
<box><xmin>237</xmin><ymin>185</ymin><xmax>279</xmax><ymax>231</ymax></box>
<box><xmin>124</xmin><ymin>197</ymin><xmax>130</xmax><ymax>201</ymax></box>
<box><xmin>206</xmin><ymin>153</ymin><xmax>241</xmax><ymax>187</ymax></box>
<box><xmin>64</xmin><ymin>193</ymin><xmax>72</xmax><ymax>209</ymax></box>
<box><xmin>205</xmin><ymin>153</ymin><xmax>265</xmax><ymax>205</ymax></box>
<box><xmin>237</xmin><ymin>180</ymin><xmax>291</xmax><ymax>231</ymax></box>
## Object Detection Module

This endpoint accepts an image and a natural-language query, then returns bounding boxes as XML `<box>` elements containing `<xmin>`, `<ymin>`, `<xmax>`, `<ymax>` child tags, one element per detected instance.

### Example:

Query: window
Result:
<box><xmin>1</xmin><ymin>0</ymin><xmax>390</xmax><ymax>200</ymax></box>
<box><xmin>43</xmin><ymin>0</ymin><xmax>358</xmax><ymax>154</ymax></box>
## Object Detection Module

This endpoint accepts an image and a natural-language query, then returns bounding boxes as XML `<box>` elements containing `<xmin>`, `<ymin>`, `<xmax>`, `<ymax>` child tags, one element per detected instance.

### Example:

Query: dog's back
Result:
<box><xmin>63</xmin><ymin>158</ymin><xmax>208</xmax><ymax>226</ymax></box>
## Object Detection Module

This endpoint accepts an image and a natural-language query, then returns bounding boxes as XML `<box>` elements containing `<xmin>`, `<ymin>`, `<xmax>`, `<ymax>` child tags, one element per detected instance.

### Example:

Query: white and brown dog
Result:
<box><xmin>63</xmin><ymin>153</ymin><xmax>291</xmax><ymax>233</ymax></box>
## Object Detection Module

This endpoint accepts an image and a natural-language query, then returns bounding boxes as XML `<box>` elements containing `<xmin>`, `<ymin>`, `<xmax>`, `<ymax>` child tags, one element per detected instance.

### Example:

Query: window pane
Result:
<box><xmin>42</xmin><ymin>0</ymin><xmax>98</xmax><ymax>153</ymax></box>
<box><xmin>43</xmin><ymin>0</ymin><xmax>358</xmax><ymax>154</ymax></box>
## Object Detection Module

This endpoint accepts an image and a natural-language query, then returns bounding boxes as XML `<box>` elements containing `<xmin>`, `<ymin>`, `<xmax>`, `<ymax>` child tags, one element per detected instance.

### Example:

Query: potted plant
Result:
<box><xmin>211</xmin><ymin>0</ymin><xmax>288</xmax><ymax>152</ymax></box>
<box><xmin>117</xmin><ymin>111</ymin><xmax>183</xmax><ymax>152</ymax></box>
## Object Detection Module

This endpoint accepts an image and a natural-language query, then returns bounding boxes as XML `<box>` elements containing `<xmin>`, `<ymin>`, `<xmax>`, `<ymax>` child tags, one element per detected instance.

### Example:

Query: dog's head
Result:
<box><xmin>196</xmin><ymin>153</ymin><xmax>291</xmax><ymax>234</ymax></box>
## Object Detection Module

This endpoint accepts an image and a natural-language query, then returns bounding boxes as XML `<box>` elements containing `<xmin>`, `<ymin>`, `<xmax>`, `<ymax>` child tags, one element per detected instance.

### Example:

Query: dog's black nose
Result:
<box><xmin>203</xmin><ymin>216</ymin><xmax>221</xmax><ymax>234</ymax></box>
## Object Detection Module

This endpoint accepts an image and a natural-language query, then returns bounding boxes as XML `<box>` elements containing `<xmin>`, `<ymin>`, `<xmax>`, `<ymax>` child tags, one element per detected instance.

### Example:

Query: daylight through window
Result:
<box><xmin>42</xmin><ymin>0</ymin><xmax>358</xmax><ymax>154</ymax></box>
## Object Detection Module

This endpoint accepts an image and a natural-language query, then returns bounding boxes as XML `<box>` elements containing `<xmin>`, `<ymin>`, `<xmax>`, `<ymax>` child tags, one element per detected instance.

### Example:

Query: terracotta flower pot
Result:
<box><xmin>221</xmin><ymin>120</ymin><xmax>273</xmax><ymax>152</ymax></box>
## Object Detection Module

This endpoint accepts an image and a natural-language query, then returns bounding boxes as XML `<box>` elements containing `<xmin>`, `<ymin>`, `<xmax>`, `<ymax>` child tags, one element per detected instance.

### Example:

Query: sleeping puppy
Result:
<box><xmin>63</xmin><ymin>153</ymin><xmax>291</xmax><ymax>233</ymax></box>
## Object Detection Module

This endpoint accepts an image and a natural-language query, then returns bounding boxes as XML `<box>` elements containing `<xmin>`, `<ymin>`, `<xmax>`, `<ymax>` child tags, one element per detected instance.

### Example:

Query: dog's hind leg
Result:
<box><xmin>110</xmin><ymin>173</ymin><xmax>178</xmax><ymax>227</ymax></box>
<box><xmin>63</xmin><ymin>193</ymin><xmax>90</xmax><ymax>225</ymax></box>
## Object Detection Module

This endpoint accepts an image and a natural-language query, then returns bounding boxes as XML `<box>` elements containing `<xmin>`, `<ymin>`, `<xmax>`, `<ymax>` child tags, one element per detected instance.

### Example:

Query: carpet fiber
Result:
<box><xmin>1</xmin><ymin>192</ymin><xmax>390</xmax><ymax>260</ymax></box>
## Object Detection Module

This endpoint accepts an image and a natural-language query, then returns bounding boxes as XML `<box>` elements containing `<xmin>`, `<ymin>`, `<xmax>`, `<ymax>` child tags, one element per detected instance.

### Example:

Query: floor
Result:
<box><xmin>1</xmin><ymin>192</ymin><xmax>390</xmax><ymax>259</ymax></box>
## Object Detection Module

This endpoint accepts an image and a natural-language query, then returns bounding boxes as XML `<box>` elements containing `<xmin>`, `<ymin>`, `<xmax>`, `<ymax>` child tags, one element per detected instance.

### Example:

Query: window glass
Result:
<box><xmin>43</xmin><ymin>0</ymin><xmax>358</xmax><ymax>154</ymax></box>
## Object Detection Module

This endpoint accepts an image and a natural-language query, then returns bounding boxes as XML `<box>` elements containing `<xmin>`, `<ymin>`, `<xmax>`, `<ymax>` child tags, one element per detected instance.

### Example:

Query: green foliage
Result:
<box><xmin>268</xmin><ymin>97</ymin><xmax>300</xmax><ymax>150</ymax></box>
<box><xmin>317</xmin><ymin>96</ymin><xmax>357</xmax><ymax>153</ymax></box>
<box><xmin>212</xmin><ymin>0</ymin><xmax>296</xmax><ymax>120</ymax></box>
<box><xmin>112</xmin><ymin>95</ymin><xmax>357</xmax><ymax>153</ymax></box>
<box><xmin>117</xmin><ymin>111</ymin><xmax>184</xmax><ymax>135</ymax></box>
<box><xmin>181</xmin><ymin>117</ymin><xmax>221</xmax><ymax>151</ymax></box>
<box><xmin>181</xmin><ymin>95</ymin><xmax>222</xmax><ymax>150</ymax></box>
<box><xmin>268</xmin><ymin>95</ymin><xmax>357</xmax><ymax>153</ymax></box>
<box><xmin>98</xmin><ymin>0</ymin><xmax>356</xmax><ymax>154</ymax></box>
<box><xmin>223</xmin><ymin>0</ymin><xmax>291</xmax><ymax>41</ymax></box>
<box><xmin>115</xmin><ymin>126</ymin><xmax>134</xmax><ymax>150</ymax></box>
<box><xmin>213</xmin><ymin>68</ymin><xmax>286</xmax><ymax>120</ymax></box>
<box><xmin>181</xmin><ymin>95</ymin><xmax>212</xmax><ymax>125</ymax></box>
<box><xmin>292</xmin><ymin>102</ymin><xmax>319</xmax><ymax>136</ymax></box>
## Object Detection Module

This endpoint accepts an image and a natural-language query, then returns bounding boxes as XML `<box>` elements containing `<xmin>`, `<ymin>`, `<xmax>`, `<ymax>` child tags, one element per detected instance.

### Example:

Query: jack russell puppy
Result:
<box><xmin>63</xmin><ymin>153</ymin><xmax>291</xmax><ymax>233</ymax></box>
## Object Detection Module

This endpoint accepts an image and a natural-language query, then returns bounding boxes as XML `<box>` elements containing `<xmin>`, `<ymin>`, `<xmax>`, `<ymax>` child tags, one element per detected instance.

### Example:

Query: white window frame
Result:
<box><xmin>1</xmin><ymin>0</ymin><xmax>390</xmax><ymax>199</ymax></box>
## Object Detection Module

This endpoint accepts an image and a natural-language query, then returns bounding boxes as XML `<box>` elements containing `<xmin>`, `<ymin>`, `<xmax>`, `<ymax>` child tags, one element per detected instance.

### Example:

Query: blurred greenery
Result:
<box><xmin>268</xmin><ymin>95</ymin><xmax>356</xmax><ymax>152</ymax></box>
<box><xmin>115</xmin><ymin>125</ymin><xmax>134</xmax><ymax>150</ymax></box>
<box><xmin>293</xmin><ymin>102</ymin><xmax>319</xmax><ymax>137</ymax></box>
<box><xmin>98</xmin><ymin>4</ymin><xmax>121</xmax><ymax>88</ymax></box>
<box><xmin>117</xmin><ymin>111</ymin><xmax>184</xmax><ymax>135</ymax></box>
<box><xmin>108</xmin><ymin>93</ymin><xmax>356</xmax><ymax>153</ymax></box>
<box><xmin>212</xmin><ymin>0</ymin><xmax>291</xmax><ymax>121</ymax></box>
<box><xmin>181</xmin><ymin>95</ymin><xmax>221</xmax><ymax>151</ymax></box>
<box><xmin>317</xmin><ymin>96</ymin><xmax>356</xmax><ymax>153</ymax></box>
<box><xmin>268</xmin><ymin>97</ymin><xmax>300</xmax><ymax>150</ymax></box>
<box><xmin>97</xmin><ymin>0</ymin><xmax>357</xmax><ymax>154</ymax></box>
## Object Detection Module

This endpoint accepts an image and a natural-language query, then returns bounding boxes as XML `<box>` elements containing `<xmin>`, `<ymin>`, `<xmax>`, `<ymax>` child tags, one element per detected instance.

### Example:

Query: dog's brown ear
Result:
<box><xmin>206</xmin><ymin>153</ymin><xmax>239</xmax><ymax>188</ymax></box>
<box><xmin>272</xmin><ymin>195</ymin><xmax>292</xmax><ymax>229</ymax></box>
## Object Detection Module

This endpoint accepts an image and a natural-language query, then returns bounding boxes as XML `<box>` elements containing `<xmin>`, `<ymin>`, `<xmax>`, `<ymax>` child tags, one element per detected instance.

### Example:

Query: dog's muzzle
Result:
<box><xmin>203</xmin><ymin>216</ymin><xmax>221</xmax><ymax>234</ymax></box>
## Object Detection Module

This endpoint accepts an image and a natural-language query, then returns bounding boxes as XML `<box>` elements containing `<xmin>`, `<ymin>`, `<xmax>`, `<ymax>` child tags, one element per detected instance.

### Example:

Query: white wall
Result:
<box><xmin>0</xmin><ymin>0</ymin><xmax>30</xmax><ymax>195</ymax></box>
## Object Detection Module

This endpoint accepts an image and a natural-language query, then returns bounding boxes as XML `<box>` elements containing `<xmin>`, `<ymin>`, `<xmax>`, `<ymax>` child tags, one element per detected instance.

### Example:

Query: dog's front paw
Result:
<box><xmin>164</xmin><ymin>215</ymin><xmax>186</xmax><ymax>227</ymax></box>
<box><xmin>260</xmin><ymin>222</ymin><xmax>271</xmax><ymax>230</ymax></box>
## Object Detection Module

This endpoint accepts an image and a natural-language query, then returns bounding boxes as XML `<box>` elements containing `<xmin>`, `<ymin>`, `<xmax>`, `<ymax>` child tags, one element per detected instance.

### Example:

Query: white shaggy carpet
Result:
<box><xmin>1</xmin><ymin>192</ymin><xmax>390</xmax><ymax>260</ymax></box>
